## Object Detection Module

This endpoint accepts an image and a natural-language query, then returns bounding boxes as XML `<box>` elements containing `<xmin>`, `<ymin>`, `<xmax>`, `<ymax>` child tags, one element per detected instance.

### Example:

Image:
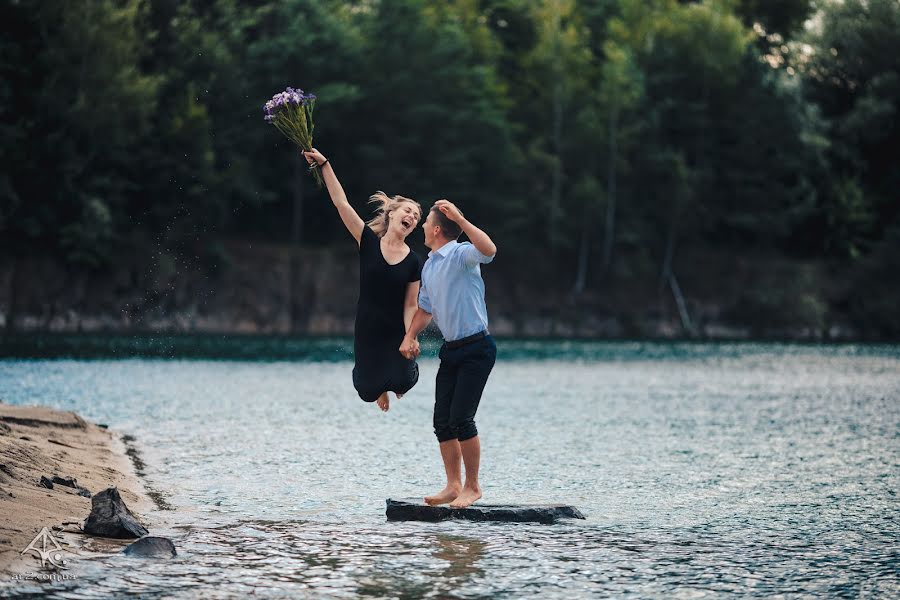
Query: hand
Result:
<box><xmin>399</xmin><ymin>336</ymin><xmax>420</xmax><ymax>360</ymax></box>
<box><xmin>302</xmin><ymin>147</ymin><xmax>327</xmax><ymax>166</ymax></box>
<box><xmin>434</xmin><ymin>199</ymin><xmax>464</xmax><ymax>223</ymax></box>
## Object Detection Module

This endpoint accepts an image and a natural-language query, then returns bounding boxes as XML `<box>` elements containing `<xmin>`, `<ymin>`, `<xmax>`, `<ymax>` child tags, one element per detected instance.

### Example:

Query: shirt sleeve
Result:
<box><xmin>459</xmin><ymin>242</ymin><xmax>495</xmax><ymax>268</ymax></box>
<box><xmin>359</xmin><ymin>225</ymin><xmax>375</xmax><ymax>253</ymax></box>
<box><xmin>408</xmin><ymin>252</ymin><xmax>423</xmax><ymax>283</ymax></box>
<box><xmin>418</xmin><ymin>280</ymin><xmax>432</xmax><ymax>313</ymax></box>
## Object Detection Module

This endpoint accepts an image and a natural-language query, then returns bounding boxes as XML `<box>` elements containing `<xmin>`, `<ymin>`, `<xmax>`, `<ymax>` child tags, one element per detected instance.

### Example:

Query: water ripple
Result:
<box><xmin>1</xmin><ymin>342</ymin><xmax>898</xmax><ymax>597</ymax></box>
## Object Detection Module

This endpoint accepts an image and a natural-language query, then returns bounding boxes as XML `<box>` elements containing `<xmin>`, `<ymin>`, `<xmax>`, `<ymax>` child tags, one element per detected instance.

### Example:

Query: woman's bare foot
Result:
<box><xmin>449</xmin><ymin>485</ymin><xmax>482</xmax><ymax>509</ymax></box>
<box><xmin>376</xmin><ymin>392</ymin><xmax>389</xmax><ymax>412</ymax></box>
<box><xmin>424</xmin><ymin>485</ymin><xmax>461</xmax><ymax>505</ymax></box>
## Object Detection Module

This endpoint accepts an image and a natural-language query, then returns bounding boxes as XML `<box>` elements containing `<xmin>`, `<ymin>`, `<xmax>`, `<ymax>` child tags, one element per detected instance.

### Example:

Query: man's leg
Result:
<box><xmin>450</xmin><ymin>435</ymin><xmax>481</xmax><ymax>508</ymax></box>
<box><xmin>426</xmin><ymin>349</ymin><xmax>462</xmax><ymax>505</ymax></box>
<box><xmin>448</xmin><ymin>338</ymin><xmax>496</xmax><ymax>508</ymax></box>
<box><xmin>425</xmin><ymin>439</ymin><xmax>462</xmax><ymax>505</ymax></box>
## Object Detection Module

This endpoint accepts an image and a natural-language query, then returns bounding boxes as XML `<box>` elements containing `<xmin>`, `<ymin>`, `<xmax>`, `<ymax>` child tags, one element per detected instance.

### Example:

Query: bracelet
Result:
<box><xmin>319</xmin><ymin>158</ymin><xmax>329</xmax><ymax>167</ymax></box>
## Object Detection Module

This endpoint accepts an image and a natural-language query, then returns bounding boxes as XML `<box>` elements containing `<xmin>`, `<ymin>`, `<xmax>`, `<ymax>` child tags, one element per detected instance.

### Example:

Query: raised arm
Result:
<box><xmin>434</xmin><ymin>199</ymin><xmax>497</xmax><ymax>257</ymax></box>
<box><xmin>302</xmin><ymin>148</ymin><xmax>365</xmax><ymax>244</ymax></box>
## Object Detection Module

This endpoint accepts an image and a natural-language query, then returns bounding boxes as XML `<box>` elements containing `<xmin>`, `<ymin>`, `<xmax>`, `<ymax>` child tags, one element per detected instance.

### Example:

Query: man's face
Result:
<box><xmin>423</xmin><ymin>211</ymin><xmax>439</xmax><ymax>249</ymax></box>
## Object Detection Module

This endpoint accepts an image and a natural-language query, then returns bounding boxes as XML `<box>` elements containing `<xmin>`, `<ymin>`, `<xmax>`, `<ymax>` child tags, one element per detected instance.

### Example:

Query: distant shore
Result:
<box><xmin>2</xmin><ymin>241</ymin><xmax>893</xmax><ymax>343</ymax></box>
<box><xmin>0</xmin><ymin>403</ymin><xmax>156</xmax><ymax>576</ymax></box>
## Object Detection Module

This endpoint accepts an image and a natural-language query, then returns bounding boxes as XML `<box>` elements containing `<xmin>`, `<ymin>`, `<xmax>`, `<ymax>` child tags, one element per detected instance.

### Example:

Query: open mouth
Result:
<box><xmin>401</xmin><ymin>217</ymin><xmax>413</xmax><ymax>230</ymax></box>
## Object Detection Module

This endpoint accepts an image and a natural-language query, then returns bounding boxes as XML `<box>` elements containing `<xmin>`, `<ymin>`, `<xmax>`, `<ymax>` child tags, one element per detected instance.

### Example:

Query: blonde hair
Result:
<box><xmin>366</xmin><ymin>191</ymin><xmax>422</xmax><ymax>237</ymax></box>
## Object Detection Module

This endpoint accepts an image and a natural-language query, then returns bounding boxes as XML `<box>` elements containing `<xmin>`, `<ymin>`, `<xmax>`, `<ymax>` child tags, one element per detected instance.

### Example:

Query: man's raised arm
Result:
<box><xmin>434</xmin><ymin>199</ymin><xmax>496</xmax><ymax>258</ymax></box>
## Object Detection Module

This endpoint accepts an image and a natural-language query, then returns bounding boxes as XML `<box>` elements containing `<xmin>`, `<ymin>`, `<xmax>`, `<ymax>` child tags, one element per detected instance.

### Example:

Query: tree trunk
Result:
<box><xmin>5</xmin><ymin>255</ymin><xmax>18</xmax><ymax>333</ymax></box>
<box><xmin>668</xmin><ymin>271</ymin><xmax>695</xmax><ymax>336</ymax></box>
<box><xmin>572</xmin><ymin>202</ymin><xmax>591</xmax><ymax>295</ymax></box>
<box><xmin>659</xmin><ymin>214</ymin><xmax>696</xmax><ymax>337</ymax></box>
<box><xmin>550</xmin><ymin>81</ymin><xmax>564</xmax><ymax>246</ymax></box>
<box><xmin>289</xmin><ymin>156</ymin><xmax>305</xmax><ymax>334</ymax></box>
<box><xmin>602</xmin><ymin>105</ymin><xmax>619</xmax><ymax>274</ymax></box>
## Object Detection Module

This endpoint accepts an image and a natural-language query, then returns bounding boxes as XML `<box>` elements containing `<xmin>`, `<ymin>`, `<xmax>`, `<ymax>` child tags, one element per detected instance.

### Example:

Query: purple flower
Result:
<box><xmin>263</xmin><ymin>86</ymin><xmax>317</xmax><ymax>122</ymax></box>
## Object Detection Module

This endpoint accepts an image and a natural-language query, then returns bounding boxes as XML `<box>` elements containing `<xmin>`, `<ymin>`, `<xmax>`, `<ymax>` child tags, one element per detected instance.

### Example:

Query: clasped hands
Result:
<box><xmin>399</xmin><ymin>335</ymin><xmax>420</xmax><ymax>360</ymax></box>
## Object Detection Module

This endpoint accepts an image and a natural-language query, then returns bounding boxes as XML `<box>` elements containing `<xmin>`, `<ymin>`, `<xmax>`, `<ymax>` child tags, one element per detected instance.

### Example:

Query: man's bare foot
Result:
<box><xmin>376</xmin><ymin>393</ymin><xmax>389</xmax><ymax>412</ymax></box>
<box><xmin>424</xmin><ymin>485</ymin><xmax>461</xmax><ymax>506</ymax></box>
<box><xmin>449</xmin><ymin>485</ymin><xmax>482</xmax><ymax>509</ymax></box>
<box><xmin>396</xmin><ymin>392</ymin><xmax>404</xmax><ymax>399</ymax></box>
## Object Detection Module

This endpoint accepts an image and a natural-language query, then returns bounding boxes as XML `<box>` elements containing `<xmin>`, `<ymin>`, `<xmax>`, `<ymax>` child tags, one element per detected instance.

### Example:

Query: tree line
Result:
<box><xmin>1</xmin><ymin>0</ymin><xmax>898</xmax><ymax>337</ymax></box>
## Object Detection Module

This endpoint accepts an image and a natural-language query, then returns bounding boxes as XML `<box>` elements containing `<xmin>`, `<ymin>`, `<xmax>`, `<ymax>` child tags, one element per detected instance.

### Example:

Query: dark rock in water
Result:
<box><xmin>385</xmin><ymin>498</ymin><xmax>586</xmax><ymax>524</ymax></box>
<box><xmin>123</xmin><ymin>536</ymin><xmax>177</xmax><ymax>558</ymax></box>
<box><xmin>39</xmin><ymin>476</ymin><xmax>53</xmax><ymax>489</ymax></box>
<box><xmin>51</xmin><ymin>474</ymin><xmax>92</xmax><ymax>498</ymax></box>
<box><xmin>83</xmin><ymin>487</ymin><xmax>148</xmax><ymax>538</ymax></box>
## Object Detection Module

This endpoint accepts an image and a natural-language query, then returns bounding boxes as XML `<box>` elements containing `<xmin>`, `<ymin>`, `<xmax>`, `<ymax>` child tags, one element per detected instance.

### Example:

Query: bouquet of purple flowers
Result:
<box><xmin>263</xmin><ymin>87</ymin><xmax>322</xmax><ymax>186</ymax></box>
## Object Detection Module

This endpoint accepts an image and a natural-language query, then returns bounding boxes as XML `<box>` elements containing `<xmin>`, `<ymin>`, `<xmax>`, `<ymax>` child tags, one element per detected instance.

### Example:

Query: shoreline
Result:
<box><xmin>0</xmin><ymin>402</ymin><xmax>160</xmax><ymax>576</ymax></box>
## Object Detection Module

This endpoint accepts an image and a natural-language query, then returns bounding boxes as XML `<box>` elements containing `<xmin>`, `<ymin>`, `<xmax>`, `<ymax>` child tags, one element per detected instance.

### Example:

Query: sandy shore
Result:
<box><xmin>0</xmin><ymin>402</ymin><xmax>157</xmax><ymax>576</ymax></box>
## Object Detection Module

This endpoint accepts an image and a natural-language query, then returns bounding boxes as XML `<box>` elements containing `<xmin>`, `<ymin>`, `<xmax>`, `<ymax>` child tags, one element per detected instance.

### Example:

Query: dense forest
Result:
<box><xmin>1</xmin><ymin>0</ymin><xmax>898</xmax><ymax>339</ymax></box>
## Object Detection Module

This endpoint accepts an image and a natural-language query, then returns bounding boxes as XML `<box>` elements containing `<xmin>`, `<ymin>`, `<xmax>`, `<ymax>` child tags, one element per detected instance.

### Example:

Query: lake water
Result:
<box><xmin>1</xmin><ymin>338</ymin><xmax>898</xmax><ymax>598</ymax></box>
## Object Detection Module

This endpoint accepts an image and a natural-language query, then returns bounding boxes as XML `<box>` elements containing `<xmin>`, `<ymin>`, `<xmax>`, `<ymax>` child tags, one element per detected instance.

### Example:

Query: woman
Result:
<box><xmin>302</xmin><ymin>148</ymin><xmax>423</xmax><ymax>412</ymax></box>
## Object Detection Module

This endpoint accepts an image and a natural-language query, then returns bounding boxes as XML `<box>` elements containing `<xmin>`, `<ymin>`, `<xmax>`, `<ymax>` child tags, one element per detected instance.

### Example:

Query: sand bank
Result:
<box><xmin>0</xmin><ymin>402</ymin><xmax>156</xmax><ymax>575</ymax></box>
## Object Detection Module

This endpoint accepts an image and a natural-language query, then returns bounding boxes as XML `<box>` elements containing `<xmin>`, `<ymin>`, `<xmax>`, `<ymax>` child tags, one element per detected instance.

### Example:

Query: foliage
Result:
<box><xmin>0</xmin><ymin>0</ymin><xmax>897</xmax><ymax>336</ymax></box>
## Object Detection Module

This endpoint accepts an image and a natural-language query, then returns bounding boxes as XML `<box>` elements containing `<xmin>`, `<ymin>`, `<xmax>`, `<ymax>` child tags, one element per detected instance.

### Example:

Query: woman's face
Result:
<box><xmin>388</xmin><ymin>202</ymin><xmax>421</xmax><ymax>239</ymax></box>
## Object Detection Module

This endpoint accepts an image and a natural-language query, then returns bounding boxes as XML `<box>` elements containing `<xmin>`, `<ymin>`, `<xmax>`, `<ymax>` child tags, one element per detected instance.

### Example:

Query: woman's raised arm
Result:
<box><xmin>302</xmin><ymin>148</ymin><xmax>365</xmax><ymax>244</ymax></box>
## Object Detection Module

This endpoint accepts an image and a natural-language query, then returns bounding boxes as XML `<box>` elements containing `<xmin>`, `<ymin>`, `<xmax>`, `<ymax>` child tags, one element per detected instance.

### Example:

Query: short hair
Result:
<box><xmin>430</xmin><ymin>205</ymin><xmax>463</xmax><ymax>240</ymax></box>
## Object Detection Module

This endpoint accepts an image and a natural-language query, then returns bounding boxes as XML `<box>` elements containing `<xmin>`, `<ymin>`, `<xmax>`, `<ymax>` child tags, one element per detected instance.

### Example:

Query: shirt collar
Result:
<box><xmin>428</xmin><ymin>240</ymin><xmax>459</xmax><ymax>258</ymax></box>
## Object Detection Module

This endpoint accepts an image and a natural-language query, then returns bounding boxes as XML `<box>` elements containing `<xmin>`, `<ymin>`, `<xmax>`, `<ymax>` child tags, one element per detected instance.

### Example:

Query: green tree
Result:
<box><xmin>800</xmin><ymin>0</ymin><xmax>900</xmax><ymax>254</ymax></box>
<box><xmin>0</xmin><ymin>0</ymin><xmax>158</xmax><ymax>266</ymax></box>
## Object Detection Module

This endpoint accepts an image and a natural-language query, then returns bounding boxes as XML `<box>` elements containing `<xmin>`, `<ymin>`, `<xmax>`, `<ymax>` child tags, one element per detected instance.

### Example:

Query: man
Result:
<box><xmin>399</xmin><ymin>199</ymin><xmax>497</xmax><ymax>509</ymax></box>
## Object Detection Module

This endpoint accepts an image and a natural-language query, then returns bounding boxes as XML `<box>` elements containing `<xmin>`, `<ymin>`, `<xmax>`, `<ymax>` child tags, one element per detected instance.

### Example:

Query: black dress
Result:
<box><xmin>352</xmin><ymin>225</ymin><xmax>423</xmax><ymax>402</ymax></box>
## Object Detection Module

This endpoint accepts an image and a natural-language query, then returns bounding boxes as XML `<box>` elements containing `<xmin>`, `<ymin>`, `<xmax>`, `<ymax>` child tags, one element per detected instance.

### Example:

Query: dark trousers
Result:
<box><xmin>433</xmin><ymin>335</ymin><xmax>497</xmax><ymax>442</ymax></box>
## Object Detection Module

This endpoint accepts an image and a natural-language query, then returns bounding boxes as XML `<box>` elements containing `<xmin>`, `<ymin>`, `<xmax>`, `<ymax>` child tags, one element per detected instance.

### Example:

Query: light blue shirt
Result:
<box><xmin>418</xmin><ymin>240</ymin><xmax>494</xmax><ymax>342</ymax></box>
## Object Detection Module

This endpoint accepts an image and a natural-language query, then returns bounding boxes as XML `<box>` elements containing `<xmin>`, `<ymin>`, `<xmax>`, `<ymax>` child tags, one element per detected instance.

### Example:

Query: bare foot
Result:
<box><xmin>449</xmin><ymin>486</ymin><xmax>482</xmax><ymax>509</ymax></box>
<box><xmin>424</xmin><ymin>485</ymin><xmax>461</xmax><ymax>506</ymax></box>
<box><xmin>396</xmin><ymin>392</ymin><xmax>404</xmax><ymax>399</ymax></box>
<box><xmin>376</xmin><ymin>393</ymin><xmax>389</xmax><ymax>412</ymax></box>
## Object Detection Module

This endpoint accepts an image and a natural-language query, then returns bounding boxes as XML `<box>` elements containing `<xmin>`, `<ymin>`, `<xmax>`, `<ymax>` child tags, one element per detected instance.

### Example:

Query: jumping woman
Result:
<box><xmin>302</xmin><ymin>148</ymin><xmax>423</xmax><ymax>412</ymax></box>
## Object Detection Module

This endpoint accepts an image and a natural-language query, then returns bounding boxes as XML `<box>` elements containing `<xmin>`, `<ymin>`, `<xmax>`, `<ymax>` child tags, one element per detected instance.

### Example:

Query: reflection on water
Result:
<box><xmin>432</xmin><ymin>535</ymin><xmax>486</xmax><ymax>582</ymax></box>
<box><xmin>0</xmin><ymin>341</ymin><xmax>898</xmax><ymax>598</ymax></box>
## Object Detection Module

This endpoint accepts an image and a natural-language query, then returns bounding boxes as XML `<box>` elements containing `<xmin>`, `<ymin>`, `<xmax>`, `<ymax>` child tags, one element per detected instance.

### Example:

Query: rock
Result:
<box><xmin>385</xmin><ymin>498</ymin><xmax>587</xmax><ymax>524</ymax></box>
<box><xmin>83</xmin><ymin>487</ymin><xmax>148</xmax><ymax>539</ymax></box>
<box><xmin>51</xmin><ymin>475</ymin><xmax>78</xmax><ymax>487</ymax></box>
<box><xmin>123</xmin><ymin>536</ymin><xmax>177</xmax><ymax>558</ymax></box>
<box><xmin>39</xmin><ymin>476</ymin><xmax>54</xmax><ymax>489</ymax></box>
<box><xmin>51</xmin><ymin>474</ymin><xmax>92</xmax><ymax>498</ymax></box>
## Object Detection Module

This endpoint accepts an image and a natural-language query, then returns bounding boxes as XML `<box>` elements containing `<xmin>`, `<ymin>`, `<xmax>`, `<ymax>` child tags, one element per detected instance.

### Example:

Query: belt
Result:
<box><xmin>444</xmin><ymin>330</ymin><xmax>488</xmax><ymax>350</ymax></box>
